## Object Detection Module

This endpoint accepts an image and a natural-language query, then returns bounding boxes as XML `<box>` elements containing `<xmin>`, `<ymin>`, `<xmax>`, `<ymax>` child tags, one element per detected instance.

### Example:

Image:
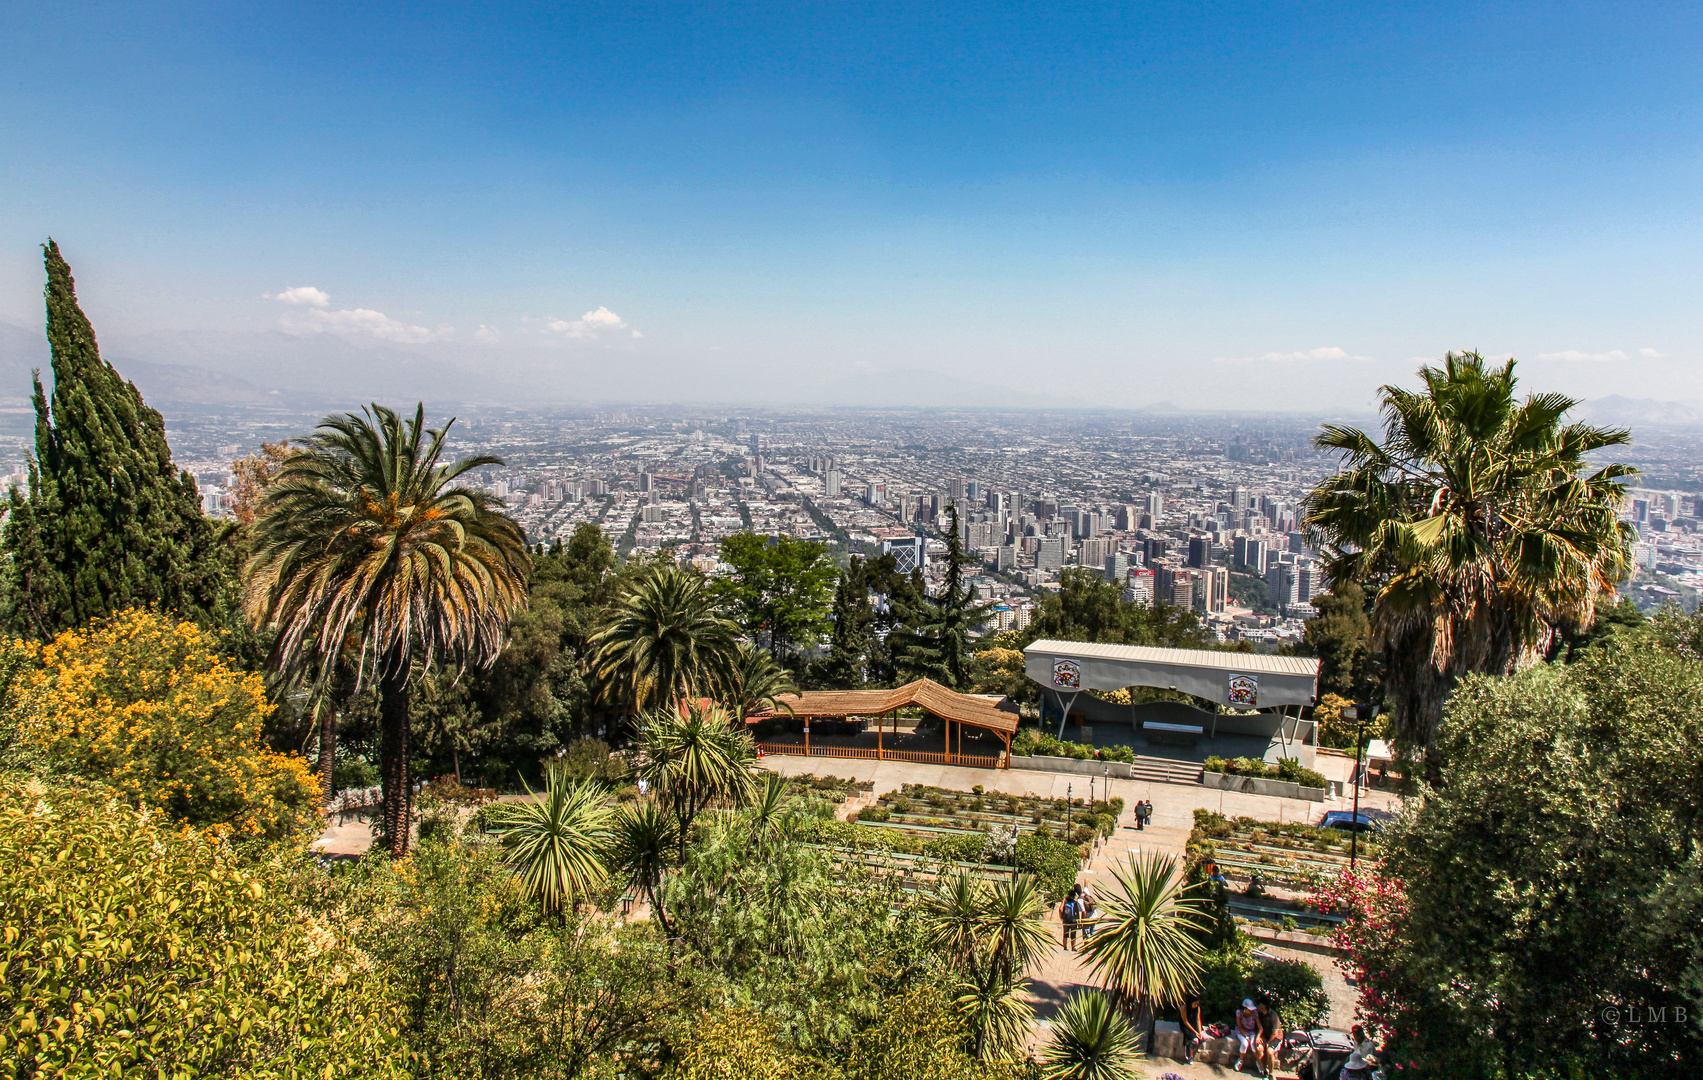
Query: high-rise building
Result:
<box><xmin>1105</xmin><ymin>550</ymin><xmax>1129</xmax><ymax>582</ymax></box>
<box><xmin>1232</xmin><ymin>486</ymin><xmax>1250</xmax><ymax>513</ymax></box>
<box><xmin>986</xmin><ymin>491</ymin><xmax>1005</xmax><ymax>516</ymax></box>
<box><xmin>1297</xmin><ymin>560</ymin><xmax>1323</xmax><ymax>603</ymax></box>
<box><xmin>1079</xmin><ymin>537</ymin><xmax>1111</xmax><ymax>566</ymax></box>
<box><xmin>824</xmin><ymin>470</ymin><xmax>841</xmax><ymax>498</ymax></box>
<box><xmin>967</xmin><ymin>521</ymin><xmax>994</xmax><ymax>549</ymax></box>
<box><xmin>1234</xmin><ymin>535</ymin><xmax>1270</xmax><ymax>574</ymax></box>
<box><xmin>1144</xmin><ymin>536</ymin><xmax>1170</xmax><ymax>564</ymax></box>
<box><xmin>993</xmin><ymin>544</ymin><xmax>1015</xmax><ymax>572</ymax></box>
<box><xmin>1201</xmin><ymin>565</ymin><xmax>1229</xmax><ymax>614</ymax></box>
<box><xmin>692</xmin><ymin>480</ymin><xmax>707</xmax><ymax>501</ymax></box>
<box><xmin>1633</xmin><ymin>498</ymin><xmax>1650</xmax><ymax>523</ymax></box>
<box><xmin>883</xmin><ymin>534</ymin><xmax>927</xmax><ymax>574</ymax></box>
<box><xmin>966</xmin><ymin>480</ymin><xmax>982</xmax><ymax>503</ymax></box>
<box><xmin>1144</xmin><ymin>492</ymin><xmax>1163</xmax><ymax>518</ymax></box>
<box><xmin>1188</xmin><ymin>535</ymin><xmax>1211</xmax><ymax>569</ymax></box>
<box><xmin>1036</xmin><ymin>536</ymin><xmax>1067</xmax><ymax>572</ymax></box>
<box><xmin>1168</xmin><ymin>572</ymin><xmax>1194</xmax><ymax>610</ymax></box>
<box><xmin>1125</xmin><ymin>567</ymin><xmax>1155</xmax><ymax>606</ymax></box>
<box><xmin>1114</xmin><ymin>504</ymin><xmax>1138</xmax><ymax>531</ymax></box>
<box><xmin>1267</xmin><ymin>562</ymin><xmax>1299</xmax><ymax>610</ymax></box>
<box><xmin>947</xmin><ymin>478</ymin><xmax>967</xmax><ymax>506</ymax></box>
<box><xmin>589</xmin><ymin>479</ymin><xmax>609</xmax><ymax>496</ymax></box>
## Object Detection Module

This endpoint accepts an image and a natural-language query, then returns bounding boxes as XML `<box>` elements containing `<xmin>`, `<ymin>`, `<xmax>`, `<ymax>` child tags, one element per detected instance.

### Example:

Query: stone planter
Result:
<box><xmin>1202</xmin><ymin>770</ymin><xmax>1327</xmax><ymax>803</ymax></box>
<box><xmin>1009</xmin><ymin>754</ymin><xmax>1135</xmax><ymax>779</ymax></box>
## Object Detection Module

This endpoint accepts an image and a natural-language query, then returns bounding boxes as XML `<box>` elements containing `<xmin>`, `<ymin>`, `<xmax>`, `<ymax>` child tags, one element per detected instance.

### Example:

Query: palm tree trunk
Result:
<box><xmin>317</xmin><ymin>705</ymin><xmax>337</xmax><ymax>808</ymax></box>
<box><xmin>380</xmin><ymin>664</ymin><xmax>412</xmax><ymax>856</ymax></box>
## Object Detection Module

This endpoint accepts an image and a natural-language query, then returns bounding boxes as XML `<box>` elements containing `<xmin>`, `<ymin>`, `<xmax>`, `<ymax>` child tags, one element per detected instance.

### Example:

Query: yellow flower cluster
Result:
<box><xmin>6</xmin><ymin>609</ymin><xmax>318</xmax><ymax>840</ymax></box>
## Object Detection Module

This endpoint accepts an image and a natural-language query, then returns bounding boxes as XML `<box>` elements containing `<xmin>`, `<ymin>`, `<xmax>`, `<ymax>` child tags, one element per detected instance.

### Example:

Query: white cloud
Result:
<box><xmin>265</xmin><ymin>286</ymin><xmax>330</xmax><ymax>308</ymax></box>
<box><xmin>1535</xmin><ymin>349</ymin><xmax>1630</xmax><ymax>362</ymax></box>
<box><xmin>267</xmin><ymin>286</ymin><xmax>445</xmax><ymax>344</ymax></box>
<box><xmin>541</xmin><ymin>306</ymin><xmax>638</xmax><ymax>340</ymax></box>
<box><xmin>1213</xmin><ymin>345</ymin><xmax>1371</xmax><ymax>364</ymax></box>
<box><xmin>1640</xmin><ymin>347</ymin><xmax>1663</xmax><ymax>358</ymax></box>
<box><xmin>476</xmin><ymin>324</ymin><xmax>502</xmax><ymax>344</ymax></box>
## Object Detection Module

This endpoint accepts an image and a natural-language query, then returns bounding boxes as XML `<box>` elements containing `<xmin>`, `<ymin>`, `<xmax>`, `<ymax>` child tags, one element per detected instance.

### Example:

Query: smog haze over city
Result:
<box><xmin>3</xmin><ymin>2</ymin><xmax>1703</xmax><ymax>630</ymax></box>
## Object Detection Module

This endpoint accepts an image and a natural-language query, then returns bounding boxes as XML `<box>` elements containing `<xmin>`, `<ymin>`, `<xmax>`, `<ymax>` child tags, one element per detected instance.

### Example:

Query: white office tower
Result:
<box><xmin>1036</xmin><ymin>536</ymin><xmax>1066</xmax><ymax>571</ymax></box>
<box><xmin>824</xmin><ymin>469</ymin><xmax>841</xmax><ymax>498</ymax></box>
<box><xmin>1144</xmin><ymin>491</ymin><xmax>1163</xmax><ymax>518</ymax></box>
<box><xmin>883</xmin><ymin>534</ymin><xmax>927</xmax><ymax>574</ymax></box>
<box><xmin>1105</xmin><ymin>550</ymin><xmax>1130</xmax><ymax>582</ymax></box>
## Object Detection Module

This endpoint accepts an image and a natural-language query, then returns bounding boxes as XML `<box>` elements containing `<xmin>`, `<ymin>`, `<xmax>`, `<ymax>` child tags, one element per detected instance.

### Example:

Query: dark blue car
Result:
<box><xmin>1320</xmin><ymin>810</ymin><xmax>1380</xmax><ymax>834</ymax></box>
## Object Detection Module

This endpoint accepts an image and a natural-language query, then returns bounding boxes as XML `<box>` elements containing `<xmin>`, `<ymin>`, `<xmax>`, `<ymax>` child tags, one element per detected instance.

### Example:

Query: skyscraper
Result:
<box><xmin>1105</xmin><ymin>550</ymin><xmax>1129</xmax><ymax>582</ymax></box>
<box><xmin>947</xmin><ymin>478</ymin><xmax>967</xmax><ymax>506</ymax></box>
<box><xmin>1036</xmin><ymin>536</ymin><xmax>1066</xmax><ymax>572</ymax></box>
<box><xmin>1267</xmin><ymin>562</ymin><xmax>1299</xmax><ymax>610</ymax></box>
<box><xmin>1144</xmin><ymin>492</ymin><xmax>1163</xmax><ymax>518</ymax></box>
<box><xmin>824</xmin><ymin>469</ymin><xmax>841</xmax><ymax>498</ymax></box>
<box><xmin>1188</xmin><ymin>535</ymin><xmax>1211</xmax><ymax>569</ymax></box>
<box><xmin>1125</xmin><ymin>567</ymin><xmax>1155</xmax><ymax>606</ymax></box>
<box><xmin>883</xmin><ymin>535</ymin><xmax>927</xmax><ymax>574</ymax></box>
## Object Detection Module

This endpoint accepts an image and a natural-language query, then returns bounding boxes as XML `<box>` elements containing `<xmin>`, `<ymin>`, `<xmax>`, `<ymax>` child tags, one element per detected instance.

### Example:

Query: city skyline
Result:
<box><xmin>2</xmin><ymin>2</ymin><xmax>1700</xmax><ymax>410</ymax></box>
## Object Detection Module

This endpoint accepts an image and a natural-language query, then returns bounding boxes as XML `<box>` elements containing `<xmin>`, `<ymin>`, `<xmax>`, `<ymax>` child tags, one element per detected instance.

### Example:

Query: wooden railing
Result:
<box><xmin>757</xmin><ymin>743</ymin><xmax>1004</xmax><ymax>770</ymax></box>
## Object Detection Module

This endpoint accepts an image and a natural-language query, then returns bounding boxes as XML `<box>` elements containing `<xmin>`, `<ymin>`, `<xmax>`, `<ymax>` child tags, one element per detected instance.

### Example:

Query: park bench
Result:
<box><xmin>1141</xmin><ymin>720</ymin><xmax>1203</xmax><ymax>746</ymax></box>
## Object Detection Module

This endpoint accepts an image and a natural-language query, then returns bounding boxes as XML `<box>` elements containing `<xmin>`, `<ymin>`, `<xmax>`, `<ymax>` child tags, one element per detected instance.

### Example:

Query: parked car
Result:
<box><xmin>1320</xmin><ymin>810</ymin><xmax>1380</xmax><ymax>834</ymax></box>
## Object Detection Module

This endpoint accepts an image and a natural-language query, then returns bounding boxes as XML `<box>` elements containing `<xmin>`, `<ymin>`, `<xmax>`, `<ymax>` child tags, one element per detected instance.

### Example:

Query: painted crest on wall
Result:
<box><xmin>1052</xmin><ymin>658</ymin><xmax>1081</xmax><ymax>690</ymax></box>
<box><xmin>1227</xmin><ymin>674</ymin><xmax>1258</xmax><ymax>708</ymax></box>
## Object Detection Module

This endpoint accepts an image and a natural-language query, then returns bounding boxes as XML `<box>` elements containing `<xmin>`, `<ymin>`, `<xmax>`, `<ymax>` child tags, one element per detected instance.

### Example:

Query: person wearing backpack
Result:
<box><xmin>1060</xmin><ymin>890</ymin><xmax>1080</xmax><ymax>950</ymax></box>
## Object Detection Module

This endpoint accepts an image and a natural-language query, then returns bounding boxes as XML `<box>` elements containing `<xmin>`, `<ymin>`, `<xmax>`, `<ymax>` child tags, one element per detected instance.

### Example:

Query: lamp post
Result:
<box><xmin>1349</xmin><ymin>701</ymin><xmax>1378</xmax><ymax>869</ymax></box>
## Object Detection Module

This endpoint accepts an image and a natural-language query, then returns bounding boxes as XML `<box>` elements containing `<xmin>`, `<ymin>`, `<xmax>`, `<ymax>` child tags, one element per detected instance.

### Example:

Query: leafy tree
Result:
<box><xmin>1040</xmin><ymin>989</ymin><xmax>1141</xmax><ymax>1080</ymax></box>
<box><xmin>347</xmin><ymin>837</ymin><xmax>678</xmax><ymax>1078</ymax></box>
<box><xmin>1299</xmin><ymin>581</ymin><xmax>1377</xmax><ymax>701</ymax></box>
<box><xmin>891</xmin><ymin>506</ymin><xmax>995</xmax><ymax>689</ymax></box>
<box><xmin>1</xmin><ymin>241</ymin><xmax>232</xmax><ymax>639</ymax></box>
<box><xmin>1</xmin><ymin>775</ymin><xmax>409</xmax><ymax>1079</ymax></box>
<box><xmin>1020</xmin><ymin>567</ymin><xmax>1208</xmax><ymax>651</ymax></box>
<box><xmin>664</xmin><ymin>1010</ymin><xmax>816</xmax><ymax>1080</ymax></box>
<box><xmin>1305</xmin><ymin>352</ymin><xmax>1637</xmax><ymax>777</ymax></box>
<box><xmin>711</xmin><ymin>532</ymin><xmax>838</xmax><ymax>664</ymax></box>
<box><xmin>245</xmin><ymin>403</ymin><xmax>530</xmax><ymax>855</ymax></box>
<box><xmin>840</xmin><ymin>983</ymin><xmax>1028</xmax><ymax>1080</ymax></box>
<box><xmin>1322</xmin><ymin>634</ymin><xmax>1703</xmax><ymax>1074</ymax></box>
<box><xmin>813</xmin><ymin>552</ymin><xmax>924</xmax><ymax>688</ymax></box>
<box><xmin>592</xmin><ymin>563</ymin><xmax>740</xmax><ymax>713</ymax></box>
<box><xmin>1078</xmin><ymin>853</ymin><xmax>1208</xmax><ymax>1019</ymax></box>
<box><xmin>227</xmin><ymin>440</ymin><xmax>297</xmax><ymax>526</ymax></box>
<box><xmin>2</xmin><ymin>609</ymin><xmax>318</xmax><ymax>839</ymax></box>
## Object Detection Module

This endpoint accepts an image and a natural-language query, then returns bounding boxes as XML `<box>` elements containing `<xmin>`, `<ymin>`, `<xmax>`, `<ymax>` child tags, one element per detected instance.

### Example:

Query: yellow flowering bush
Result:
<box><xmin>0</xmin><ymin>775</ymin><xmax>410</xmax><ymax>1079</ymax></box>
<box><xmin>3</xmin><ymin>609</ymin><xmax>317</xmax><ymax>839</ymax></box>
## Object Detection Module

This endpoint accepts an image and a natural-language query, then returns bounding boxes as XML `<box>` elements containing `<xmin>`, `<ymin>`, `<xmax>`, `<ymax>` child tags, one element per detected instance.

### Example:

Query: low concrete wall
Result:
<box><xmin>1203</xmin><ymin>770</ymin><xmax>1327</xmax><ymax>803</ymax></box>
<box><xmin>1010</xmin><ymin>755</ymin><xmax>1135</xmax><ymax>779</ymax></box>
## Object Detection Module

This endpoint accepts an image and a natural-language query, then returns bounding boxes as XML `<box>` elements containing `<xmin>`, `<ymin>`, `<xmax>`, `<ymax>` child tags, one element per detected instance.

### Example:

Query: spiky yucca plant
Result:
<box><xmin>1041</xmin><ymin>989</ymin><xmax>1142</xmax><ymax>1080</ymax></box>
<box><xmin>1078</xmin><ymin>853</ymin><xmax>1207</xmax><ymax>1015</ymax></box>
<box><xmin>486</xmin><ymin>773</ymin><xmax>614</xmax><ymax>914</ymax></box>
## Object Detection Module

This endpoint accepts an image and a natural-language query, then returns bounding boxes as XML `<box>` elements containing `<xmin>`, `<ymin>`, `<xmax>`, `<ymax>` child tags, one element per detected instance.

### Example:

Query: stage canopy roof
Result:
<box><xmin>756</xmin><ymin>677</ymin><xmax>1019</xmax><ymax>736</ymax></box>
<box><xmin>1023</xmin><ymin>639</ymin><xmax>1320</xmax><ymax>709</ymax></box>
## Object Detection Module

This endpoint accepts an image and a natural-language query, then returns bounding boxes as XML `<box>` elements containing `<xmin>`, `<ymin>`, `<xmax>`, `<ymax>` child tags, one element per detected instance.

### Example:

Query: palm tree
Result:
<box><xmin>611</xmin><ymin>799</ymin><xmax>678</xmax><ymax>935</ymax></box>
<box><xmin>245</xmin><ymin>403</ymin><xmax>529</xmax><ymax>855</ymax></box>
<box><xmin>1305</xmin><ymin>353</ymin><xmax>1637</xmax><ymax>776</ymax></box>
<box><xmin>590</xmin><ymin>563</ymin><xmax>740</xmax><ymax>714</ymax></box>
<box><xmin>486</xmin><ymin>772</ymin><xmax>614</xmax><ymax>913</ymax></box>
<box><xmin>1077</xmin><ymin>853</ymin><xmax>1207</xmax><ymax>1019</ymax></box>
<box><xmin>1040</xmin><ymin>989</ymin><xmax>1142</xmax><ymax>1080</ymax></box>
<box><xmin>722</xmin><ymin>642</ymin><xmax>798</xmax><ymax>724</ymax></box>
<box><xmin>921</xmin><ymin>870</ymin><xmax>1052</xmax><ymax>1059</ymax></box>
<box><xmin>633</xmin><ymin>700</ymin><xmax>760</xmax><ymax>858</ymax></box>
<box><xmin>745</xmin><ymin>771</ymin><xmax>799</xmax><ymax>852</ymax></box>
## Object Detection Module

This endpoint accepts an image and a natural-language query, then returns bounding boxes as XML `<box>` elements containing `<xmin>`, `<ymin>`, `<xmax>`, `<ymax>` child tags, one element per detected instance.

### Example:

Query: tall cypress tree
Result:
<box><xmin>1</xmin><ymin>241</ymin><xmax>230</xmax><ymax>637</ymax></box>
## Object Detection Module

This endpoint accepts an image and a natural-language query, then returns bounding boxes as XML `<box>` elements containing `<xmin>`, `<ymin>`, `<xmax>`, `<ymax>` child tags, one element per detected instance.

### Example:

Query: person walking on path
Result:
<box><xmin>1060</xmin><ymin>889</ymin><xmax>1080</xmax><ymax>951</ymax></box>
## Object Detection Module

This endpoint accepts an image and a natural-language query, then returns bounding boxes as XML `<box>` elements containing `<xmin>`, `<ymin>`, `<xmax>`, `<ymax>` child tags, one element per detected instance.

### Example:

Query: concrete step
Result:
<box><xmin>1126</xmin><ymin>755</ymin><xmax>1205</xmax><ymax>785</ymax></box>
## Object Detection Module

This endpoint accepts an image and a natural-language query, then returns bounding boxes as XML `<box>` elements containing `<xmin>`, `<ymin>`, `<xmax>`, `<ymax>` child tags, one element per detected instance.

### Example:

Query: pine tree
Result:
<box><xmin>1</xmin><ymin>241</ymin><xmax>231</xmax><ymax>637</ymax></box>
<box><xmin>891</xmin><ymin>505</ymin><xmax>995</xmax><ymax>688</ymax></box>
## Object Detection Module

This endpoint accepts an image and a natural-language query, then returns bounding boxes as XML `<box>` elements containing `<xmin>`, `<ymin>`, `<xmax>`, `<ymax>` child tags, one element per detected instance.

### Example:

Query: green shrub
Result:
<box><xmin>1275</xmin><ymin>757</ymin><xmax>1330</xmax><ymax>790</ymax></box>
<box><xmin>0</xmin><ymin>776</ymin><xmax>408</xmax><ymax>1077</ymax></box>
<box><xmin>856</xmin><ymin>806</ymin><xmax>890</xmax><ymax>822</ymax></box>
<box><xmin>333</xmin><ymin>754</ymin><xmax>381</xmax><ymax>791</ymax></box>
<box><xmin>1014</xmin><ymin>833</ymin><xmax>1080</xmax><ymax>900</ymax></box>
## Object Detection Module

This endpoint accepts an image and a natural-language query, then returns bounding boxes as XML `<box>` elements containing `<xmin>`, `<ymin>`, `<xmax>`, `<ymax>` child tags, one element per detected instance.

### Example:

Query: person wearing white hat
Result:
<box><xmin>1342</xmin><ymin>1024</ymin><xmax>1377</xmax><ymax>1079</ymax></box>
<box><xmin>1233</xmin><ymin>998</ymin><xmax>1260</xmax><ymax>1072</ymax></box>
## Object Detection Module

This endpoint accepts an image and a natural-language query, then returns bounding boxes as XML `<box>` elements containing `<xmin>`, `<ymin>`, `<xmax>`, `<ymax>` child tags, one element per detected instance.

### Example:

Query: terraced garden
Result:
<box><xmin>1186</xmin><ymin>809</ymin><xmax>1373</xmax><ymax>931</ymax></box>
<box><xmin>854</xmin><ymin>782</ymin><xmax>1123</xmax><ymax>848</ymax></box>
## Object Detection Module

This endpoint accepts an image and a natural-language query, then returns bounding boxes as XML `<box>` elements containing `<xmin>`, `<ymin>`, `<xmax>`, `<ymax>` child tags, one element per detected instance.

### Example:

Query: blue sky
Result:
<box><xmin>1</xmin><ymin>1</ymin><xmax>1699</xmax><ymax>410</ymax></box>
